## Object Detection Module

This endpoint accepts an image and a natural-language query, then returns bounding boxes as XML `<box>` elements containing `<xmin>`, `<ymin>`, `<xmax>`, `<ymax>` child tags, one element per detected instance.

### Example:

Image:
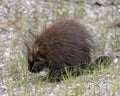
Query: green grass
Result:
<box><xmin>2</xmin><ymin>0</ymin><xmax>120</xmax><ymax>96</ymax></box>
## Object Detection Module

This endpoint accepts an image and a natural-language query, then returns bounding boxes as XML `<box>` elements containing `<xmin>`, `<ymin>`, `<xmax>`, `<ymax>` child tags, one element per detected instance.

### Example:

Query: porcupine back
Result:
<box><xmin>33</xmin><ymin>19</ymin><xmax>95</xmax><ymax>72</ymax></box>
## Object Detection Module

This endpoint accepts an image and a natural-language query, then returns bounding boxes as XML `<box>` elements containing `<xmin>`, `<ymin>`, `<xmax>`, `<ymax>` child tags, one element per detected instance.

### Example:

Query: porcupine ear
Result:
<box><xmin>24</xmin><ymin>39</ymin><xmax>39</xmax><ymax>55</ymax></box>
<box><xmin>24</xmin><ymin>41</ymin><xmax>33</xmax><ymax>54</ymax></box>
<box><xmin>33</xmin><ymin>47</ymin><xmax>39</xmax><ymax>55</ymax></box>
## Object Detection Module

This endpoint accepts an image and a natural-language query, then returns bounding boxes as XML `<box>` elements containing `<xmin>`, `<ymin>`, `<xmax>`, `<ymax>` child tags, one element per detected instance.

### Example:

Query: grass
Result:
<box><xmin>1</xmin><ymin>0</ymin><xmax>120</xmax><ymax>96</ymax></box>
<box><xmin>5</xmin><ymin>54</ymin><xmax>120</xmax><ymax>96</ymax></box>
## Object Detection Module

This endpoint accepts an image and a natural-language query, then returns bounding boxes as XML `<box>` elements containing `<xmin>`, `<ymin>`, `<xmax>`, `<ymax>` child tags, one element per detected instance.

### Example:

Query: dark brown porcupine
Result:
<box><xmin>25</xmin><ymin>19</ymin><xmax>95</xmax><ymax>80</ymax></box>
